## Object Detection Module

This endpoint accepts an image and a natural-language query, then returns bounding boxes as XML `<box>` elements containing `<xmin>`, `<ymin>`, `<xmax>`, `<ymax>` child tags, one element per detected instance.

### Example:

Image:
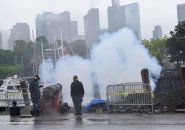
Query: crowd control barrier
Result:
<box><xmin>106</xmin><ymin>82</ymin><xmax>153</xmax><ymax>113</ymax></box>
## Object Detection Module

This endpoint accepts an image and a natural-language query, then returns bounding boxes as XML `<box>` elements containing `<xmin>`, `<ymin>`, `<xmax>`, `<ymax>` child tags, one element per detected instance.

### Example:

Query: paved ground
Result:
<box><xmin>1</xmin><ymin>113</ymin><xmax>185</xmax><ymax>130</ymax></box>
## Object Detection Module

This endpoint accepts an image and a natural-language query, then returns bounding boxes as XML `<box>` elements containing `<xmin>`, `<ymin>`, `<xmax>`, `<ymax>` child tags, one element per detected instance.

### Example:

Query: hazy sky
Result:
<box><xmin>0</xmin><ymin>0</ymin><xmax>184</xmax><ymax>40</ymax></box>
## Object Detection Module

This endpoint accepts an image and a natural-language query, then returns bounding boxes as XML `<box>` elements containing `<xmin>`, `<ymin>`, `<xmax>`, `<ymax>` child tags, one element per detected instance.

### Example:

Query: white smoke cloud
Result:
<box><xmin>39</xmin><ymin>56</ymin><xmax>93</xmax><ymax>104</ymax></box>
<box><xmin>39</xmin><ymin>28</ymin><xmax>162</xmax><ymax>105</ymax></box>
<box><xmin>91</xmin><ymin>28</ymin><xmax>162</xmax><ymax>94</ymax></box>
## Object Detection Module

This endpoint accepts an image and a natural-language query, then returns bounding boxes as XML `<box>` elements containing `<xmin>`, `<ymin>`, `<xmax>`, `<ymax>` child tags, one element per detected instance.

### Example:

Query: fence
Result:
<box><xmin>106</xmin><ymin>82</ymin><xmax>153</xmax><ymax>113</ymax></box>
<box><xmin>0</xmin><ymin>88</ymin><xmax>31</xmax><ymax>111</ymax></box>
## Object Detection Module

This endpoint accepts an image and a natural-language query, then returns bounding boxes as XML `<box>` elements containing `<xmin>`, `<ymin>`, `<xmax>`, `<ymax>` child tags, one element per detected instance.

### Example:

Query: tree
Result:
<box><xmin>36</xmin><ymin>36</ymin><xmax>48</xmax><ymax>45</ymax></box>
<box><xmin>0</xmin><ymin>49</ymin><xmax>22</xmax><ymax>77</ymax></box>
<box><xmin>0</xmin><ymin>49</ymin><xmax>15</xmax><ymax>64</ymax></box>
<box><xmin>70</xmin><ymin>40</ymin><xmax>88</xmax><ymax>58</ymax></box>
<box><xmin>0</xmin><ymin>65</ymin><xmax>21</xmax><ymax>78</ymax></box>
<box><xmin>143</xmin><ymin>38</ymin><xmax>167</xmax><ymax>62</ymax></box>
<box><xmin>14</xmin><ymin>40</ymin><xmax>34</xmax><ymax>76</ymax></box>
<box><xmin>35</xmin><ymin>36</ymin><xmax>50</xmax><ymax>51</ymax></box>
<box><xmin>167</xmin><ymin>21</ymin><xmax>185</xmax><ymax>64</ymax></box>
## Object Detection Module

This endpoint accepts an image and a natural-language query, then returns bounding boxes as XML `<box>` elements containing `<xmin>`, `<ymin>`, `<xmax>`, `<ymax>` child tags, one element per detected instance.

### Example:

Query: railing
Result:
<box><xmin>107</xmin><ymin>82</ymin><xmax>153</xmax><ymax>113</ymax></box>
<box><xmin>0</xmin><ymin>88</ymin><xmax>31</xmax><ymax>111</ymax></box>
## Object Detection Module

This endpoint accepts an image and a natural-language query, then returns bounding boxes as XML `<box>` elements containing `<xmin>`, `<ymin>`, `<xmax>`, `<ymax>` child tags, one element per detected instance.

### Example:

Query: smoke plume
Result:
<box><xmin>39</xmin><ymin>28</ymin><xmax>162</xmax><ymax>104</ymax></box>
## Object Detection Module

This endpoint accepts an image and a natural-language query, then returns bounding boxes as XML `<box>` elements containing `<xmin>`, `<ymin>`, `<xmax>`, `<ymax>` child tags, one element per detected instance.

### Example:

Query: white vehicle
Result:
<box><xmin>0</xmin><ymin>76</ymin><xmax>28</xmax><ymax>107</ymax></box>
<box><xmin>0</xmin><ymin>77</ymin><xmax>21</xmax><ymax>93</ymax></box>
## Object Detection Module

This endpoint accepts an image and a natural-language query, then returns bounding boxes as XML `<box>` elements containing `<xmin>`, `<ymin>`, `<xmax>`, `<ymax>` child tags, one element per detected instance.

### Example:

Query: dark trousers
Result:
<box><xmin>72</xmin><ymin>95</ymin><xmax>83</xmax><ymax>114</ymax></box>
<box><xmin>31</xmin><ymin>96</ymin><xmax>40</xmax><ymax>113</ymax></box>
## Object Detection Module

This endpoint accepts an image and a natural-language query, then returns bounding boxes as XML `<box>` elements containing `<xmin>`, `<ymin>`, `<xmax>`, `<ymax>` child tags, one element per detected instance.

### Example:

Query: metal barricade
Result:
<box><xmin>0</xmin><ymin>92</ymin><xmax>7</xmax><ymax>107</ymax></box>
<box><xmin>107</xmin><ymin>82</ymin><xmax>153</xmax><ymax>113</ymax></box>
<box><xmin>0</xmin><ymin>88</ymin><xmax>31</xmax><ymax>110</ymax></box>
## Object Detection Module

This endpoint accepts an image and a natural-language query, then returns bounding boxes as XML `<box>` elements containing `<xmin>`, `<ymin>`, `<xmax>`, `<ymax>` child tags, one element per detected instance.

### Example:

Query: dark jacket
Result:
<box><xmin>70</xmin><ymin>80</ymin><xmax>84</xmax><ymax>96</ymax></box>
<box><xmin>29</xmin><ymin>80</ymin><xmax>40</xmax><ymax>98</ymax></box>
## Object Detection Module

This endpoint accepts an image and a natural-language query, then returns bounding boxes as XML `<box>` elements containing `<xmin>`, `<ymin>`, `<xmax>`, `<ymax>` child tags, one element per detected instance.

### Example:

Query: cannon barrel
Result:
<box><xmin>42</xmin><ymin>84</ymin><xmax>62</xmax><ymax>99</ymax></box>
<box><xmin>41</xmin><ymin>83</ymin><xmax>63</xmax><ymax>113</ymax></box>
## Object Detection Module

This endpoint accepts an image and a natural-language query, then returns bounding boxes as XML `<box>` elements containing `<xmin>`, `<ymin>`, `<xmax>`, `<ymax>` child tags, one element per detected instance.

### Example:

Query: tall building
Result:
<box><xmin>36</xmin><ymin>12</ymin><xmax>56</xmax><ymax>40</ymax></box>
<box><xmin>36</xmin><ymin>12</ymin><xmax>59</xmax><ymax>43</ymax></box>
<box><xmin>107</xmin><ymin>0</ymin><xmax>141</xmax><ymax>40</ymax></box>
<box><xmin>70</xmin><ymin>21</ymin><xmax>78</xmax><ymax>41</ymax></box>
<box><xmin>153</xmin><ymin>25</ymin><xmax>163</xmax><ymax>40</ymax></box>
<box><xmin>36</xmin><ymin>11</ymin><xmax>72</xmax><ymax>44</ymax></box>
<box><xmin>0</xmin><ymin>32</ymin><xmax>2</xmax><ymax>49</ymax></box>
<box><xmin>84</xmin><ymin>8</ymin><xmax>100</xmax><ymax>49</ymax></box>
<box><xmin>125</xmin><ymin>3</ymin><xmax>141</xmax><ymax>40</ymax></box>
<box><xmin>8</xmin><ymin>23</ymin><xmax>30</xmax><ymax>50</ymax></box>
<box><xmin>177</xmin><ymin>3</ymin><xmax>185</xmax><ymax>22</ymax></box>
<box><xmin>59</xmin><ymin>11</ymin><xmax>72</xmax><ymax>42</ymax></box>
<box><xmin>46</xmin><ymin>19</ymin><xmax>61</xmax><ymax>43</ymax></box>
<box><xmin>108</xmin><ymin>0</ymin><xmax>126</xmax><ymax>33</ymax></box>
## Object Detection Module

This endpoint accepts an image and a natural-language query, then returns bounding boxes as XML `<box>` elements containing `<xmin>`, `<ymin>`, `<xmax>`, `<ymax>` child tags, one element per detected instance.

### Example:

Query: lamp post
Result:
<box><xmin>21</xmin><ymin>56</ymin><xmax>24</xmax><ymax>76</ymax></box>
<box><xmin>21</xmin><ymin>56</ymin><xmax>23</xmax><ymax>67</ymax></box>
<box><xmin>14</xmin><ymin>56</ymin><xmax>17</xmax><ymax>65</ymax></box>
<box><xmin>179</xmin><ymin>50</ymin><xmax>183</xmax><ymax>67</ymax></box>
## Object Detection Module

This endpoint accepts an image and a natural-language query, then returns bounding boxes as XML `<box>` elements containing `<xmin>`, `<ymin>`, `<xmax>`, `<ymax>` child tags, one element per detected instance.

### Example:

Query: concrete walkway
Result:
<box><xmin>1</xmin><ymin>113</ymin><xmax>185</xmax><ymax>130</ymax></box>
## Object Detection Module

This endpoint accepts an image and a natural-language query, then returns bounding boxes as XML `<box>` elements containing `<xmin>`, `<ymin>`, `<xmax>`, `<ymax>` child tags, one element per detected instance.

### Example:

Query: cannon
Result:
<box><xmin>41</xmin><ymin>84</ymin><xmax>63</xmax><ymax>113</ymax></box>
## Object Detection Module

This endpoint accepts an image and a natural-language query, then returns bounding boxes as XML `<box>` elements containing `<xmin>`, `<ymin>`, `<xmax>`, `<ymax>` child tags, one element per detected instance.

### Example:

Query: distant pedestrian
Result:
<box><xmin>29</xmin><ymin>75</ymin><xmax>41</xmax><ymax>116</ymax></box>
<box><xmin>71</xmin><ymin>75</ymin><xmax>84</xmax><ymax>115</ymax></box>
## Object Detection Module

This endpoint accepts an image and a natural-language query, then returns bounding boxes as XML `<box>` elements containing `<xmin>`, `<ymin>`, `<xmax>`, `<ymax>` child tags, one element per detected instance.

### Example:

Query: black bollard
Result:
<box><xmin>9</xmin><ymin>101</ymin><xmax>20</xmax><ymax>116</ymax></box>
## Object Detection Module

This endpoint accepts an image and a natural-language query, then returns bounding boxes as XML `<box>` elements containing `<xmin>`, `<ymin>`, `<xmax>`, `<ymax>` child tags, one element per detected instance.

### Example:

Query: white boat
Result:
<box><xmin>0</xmin><ymin>76</ymin><xmax>21</xmax><ymax>93</ymax></box>
<box><xmin>0</xmin><ymin>76</ymin><xmax>28</xmax><ymax>107</ymax></box>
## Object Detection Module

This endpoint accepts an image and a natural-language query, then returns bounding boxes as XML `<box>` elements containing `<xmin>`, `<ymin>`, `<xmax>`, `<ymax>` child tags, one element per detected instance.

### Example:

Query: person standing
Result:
<box><xmin>71</xmin><ymin>75</ymin><xmax>84</xmax><ymax>115</ymax></box>
<box><xmin>29</xmin><ymin>75</ymin><xmax>41</xmax><ymax>116</ymax></box>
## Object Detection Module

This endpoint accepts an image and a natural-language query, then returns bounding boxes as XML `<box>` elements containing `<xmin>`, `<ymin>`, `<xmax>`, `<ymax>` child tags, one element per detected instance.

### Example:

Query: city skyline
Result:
<box><xmin>0</xmin><ymin>0</ymin><xmax>184</xmax><ymax>41</ymax></box>
<box><xmin>9</xmin><ymin>23</ymin><xmax>30</xmax><ymax>50</ymax></box>
<box><xmin>7</xmin><ymin>0</ymin><xmax>141</xmax><ymax>50</ymax></box>
<box><xmin>35</xmin><ymin>11</ymin><xmax>76</xmax><ymax>43</ymax></box>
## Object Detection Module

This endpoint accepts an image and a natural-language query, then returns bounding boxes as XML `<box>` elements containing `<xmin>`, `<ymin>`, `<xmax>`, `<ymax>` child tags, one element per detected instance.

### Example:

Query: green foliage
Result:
<box><xmin>70</xmin><ymin>40</ymin><xmax>88</xmax><ymax>58</ymax></box>
<box><xmin>0</xmin><ymin>39</ymin><xmax>88</xmax><ymax>77</ymax></box>
<box><xmin>14</xmin><ymin>40</ymin><xmax>33</xmax><ymax>58</ymax></box>
<box><xmin>0</xmin><ymin>65</ymin><xmax>21</xmax><ymax>78</ymax></box>
<box><xmin>167</xmin><ymin>21</ymin><xmax>185</xmax><ymax>62</ymax></box>
<box><xmin>143</xmin><ymin>38</ymin><xmax>167</xmax><ymax>62</ymax></box>
<box><xmin>0</xmin><ymin>49</ymin><xmax>15</xmax><ymax>64</ymax></box>
<box><xmin>35</xmin><ymin>36</ymin><xmax>50</xmax><ymax>51</ymax></box>
<box><xmin>170</xmin><ymin>21</ymin><xmax>185</xmax><ymax>39</ymax></box>
<box><xmin>0</xmin><ymin>49</ymin><xmax>22</xmax><ymax>77</ymax></box>
<box><xmin>36</xmin><ymin>36</ymin><xmax>48</xmax><ymax>45</ymax></box>
<box><xmin>14</xmin><ymin>40</ymin><xmax>34</xmax><ymax>76</ymax></box>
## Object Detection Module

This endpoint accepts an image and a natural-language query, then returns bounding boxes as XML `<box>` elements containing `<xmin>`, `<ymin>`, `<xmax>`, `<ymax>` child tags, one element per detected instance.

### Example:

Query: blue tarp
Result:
<box><xmin>83</xmin><ymin>99</ymin><xmax>107</xmax><ymax>112</ymax></box>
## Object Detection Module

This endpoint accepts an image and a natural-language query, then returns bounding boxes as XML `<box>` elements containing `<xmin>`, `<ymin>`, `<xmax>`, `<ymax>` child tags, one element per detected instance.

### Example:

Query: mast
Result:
<box><xmin>41</xmin><ymin>42</ymin><xmax>46</xmax><ymax>85</ymax></box>
<box><xmin>60</xmin><ymin>27</ymin><xmax>64</xmax><ymax>59</ymax></box>
<box><xmin>32</xmin><ymin>30</ymin><xmax>37</xmax><ymax>75</ymax></box>
<box><xmin>55</xmin><ymin>39</ymin><xmax>61</xmax><ymax>60</ymax></box>
<box><xmin>60</xmin><ymin>26</ymin><xmax>74</xmax><ymax>57</ymax></box>
<box><xmin>53</xmin><ymin>37</ymin><xmax>57</xmax><ymax>64</ymax></box>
